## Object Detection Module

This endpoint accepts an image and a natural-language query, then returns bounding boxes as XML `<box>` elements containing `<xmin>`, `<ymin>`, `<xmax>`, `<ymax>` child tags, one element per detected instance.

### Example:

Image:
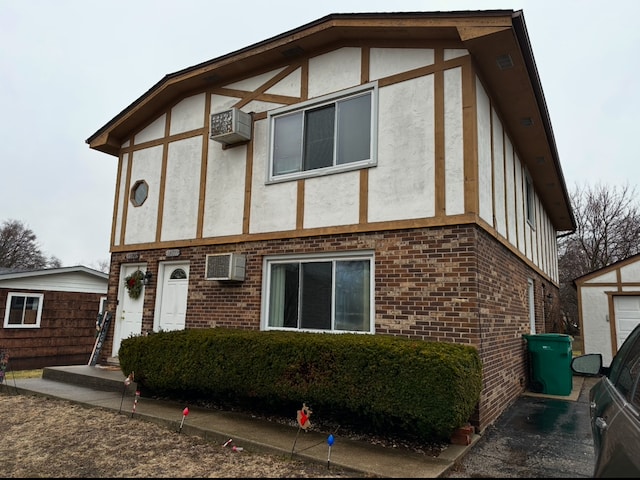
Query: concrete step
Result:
<box><xmin>42</xmin><ymin>365</ymin><xmax>137</xmax><ymax>394</ymax></box>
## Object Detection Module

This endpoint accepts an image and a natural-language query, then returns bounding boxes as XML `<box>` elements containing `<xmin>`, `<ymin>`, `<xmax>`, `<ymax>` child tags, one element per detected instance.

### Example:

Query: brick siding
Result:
<box><xmin>105</xmin><ymin>224</ymin><xmax>558</xmax><ymax>431</ymax></box>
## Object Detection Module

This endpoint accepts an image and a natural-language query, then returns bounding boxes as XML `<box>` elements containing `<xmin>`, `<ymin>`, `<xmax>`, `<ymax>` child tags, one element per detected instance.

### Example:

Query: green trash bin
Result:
<box><xmin>523</xmin><ymin>333</ymin><xmax>573</xmax><ymax>396</ymax></box>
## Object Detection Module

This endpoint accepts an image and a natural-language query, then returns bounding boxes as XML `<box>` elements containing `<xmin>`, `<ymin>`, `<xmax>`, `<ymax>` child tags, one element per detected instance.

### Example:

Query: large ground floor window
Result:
<box><xmin>263</xmin><ymin>252</ymin><xmax>374</xmax><ymax>333</ymax></box>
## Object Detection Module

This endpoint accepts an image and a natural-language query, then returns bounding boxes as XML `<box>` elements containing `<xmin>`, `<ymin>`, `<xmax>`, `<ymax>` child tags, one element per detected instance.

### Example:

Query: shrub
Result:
<box><xmin>119</xmin><ymin>328</ymin><xmax>482</xmax><ymax>442</ymax></box>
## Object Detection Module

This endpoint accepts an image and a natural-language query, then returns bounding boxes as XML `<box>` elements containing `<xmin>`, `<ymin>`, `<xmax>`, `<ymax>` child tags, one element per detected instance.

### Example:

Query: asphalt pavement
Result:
<box><xmin>443</xmin><ymin>375</ymin><xmax>598</xmax><ymax>478</ymax></box>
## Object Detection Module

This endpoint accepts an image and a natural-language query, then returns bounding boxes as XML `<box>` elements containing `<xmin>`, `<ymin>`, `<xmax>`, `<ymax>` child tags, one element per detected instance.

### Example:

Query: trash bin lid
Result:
<box><xmin>523</xmin><ymin>333</ymin><xmax>572</xmax><ymax>343</ymax></box>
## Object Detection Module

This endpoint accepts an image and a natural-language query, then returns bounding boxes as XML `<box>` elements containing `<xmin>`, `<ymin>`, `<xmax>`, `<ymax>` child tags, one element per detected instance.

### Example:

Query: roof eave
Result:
<box><xmin>86</xmin><ymin>11</ymin><xmax>516</xmax><ymax>153</ymax></box>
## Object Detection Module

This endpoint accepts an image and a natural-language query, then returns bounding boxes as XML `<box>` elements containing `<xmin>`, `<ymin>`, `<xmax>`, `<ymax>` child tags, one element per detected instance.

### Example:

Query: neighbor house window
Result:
<box><xmin>99</xmin><ymin>296</ymin><xmax>107</xmax><ymax>315</ymax></box>
<box><xmin>263</xmin><ymin>252</ymin><xmax>374</xmax><ymax>333</ymax></box>
<box><xmin>3</xmin><ymin>293</ymin><xmax>44</xmax><ymax>328</ymax></box>
<box><xmin>268</xmin><ymin>83</ymin><xmax>377</xmax><ymax>181</ymax></box>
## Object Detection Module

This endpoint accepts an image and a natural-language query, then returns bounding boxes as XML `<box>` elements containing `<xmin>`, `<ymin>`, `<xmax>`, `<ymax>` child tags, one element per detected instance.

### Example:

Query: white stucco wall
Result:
<box><xmin>530</xmin><ymin>196</ymin><xmax>539</xmax><ymax>262</ymax></box>
<box><xmin>492</xmin><ymin>110</ymin><xmax>507</xmax><ymax>238</ymax></box>
<box><xmin>504</xmin><ymin>137</ymin><xmax>517</xmax><ymax>244</ymax></box>
<box><xmin>210</xmin><ymin>94</ymin><xmax>239</xmax><ymax>116</ymax></box>
<box><xmin>476</xmin><ymin>78</ymin><xmax>493</xmax><ymax>224</ymax></box>
<box><xmin>585</xmin><ymin>271</ymin><xmax>617</xmax><ymax>284</ymax></box>
<box><xmin>249</xmin><ymin>120</ymin><xmax>297</xmax><ymax>233</ymax></box>
<box><xmin>621</xmin><ymin>261</ymin><xmax>640</xmax><ymax>282</ymax></box>
<box><xmin>227</xmin><ymin>67</ymin><xmax>288</xmax><ymax>92</ymax></box>
<box><xmin>304</xmin><ymin>171</ymin><xmax>360</xmax><ymax>228</ymax></box>
<box><xmin>114</xmin><ymin>44</ymin><xmax>559</xmax><ymax>281</ymax></box>
<box><xmin>134</xmin><ymin>115</ymin><xmax>165</xmax><ymax>144</ymax></box>
<box><xmin>125</xmin><ymin>146</ymin><xmax>162</xmax><ymax>244</ymax></box>
<box><xmin>202</xmin><ymin>140</ymin><xmax>247</xmax><ymax>238</ymax></box>
<box><xmin>444</xmin><ymin>67</ymin><xmax>464</xmax><ymax>216</ymax></box>
<box><xmin>369</xmin><ymin>76</ymin><xmax>435</xmax><ymax>222</ymax></box>
<box><xmin>113</xmin><ymin>153</ymin><xmax>128</xmax><ymax>247</ymax></box>
<box><xmin>265</xmin><ymin>68</ymin><xmax>301</xmax><ymax>97</ymax></box>
<box><xmin>514</xmin><ymin>158</ymin><xmax>525</xmax><ymax>252</ymax></box>
<box><xmin>443</xmin><ymin>49</ymin><xmax>468</xmax><ymax>61</ymax></box>
<box><xmin>308</xmin><ymin>48</ymin><xmax>361</xmax><ymax>98</ymax></box>
<box><xmin>161</xmin><ymin>137</ymin><xmax>202</xmax><ymax>241</ymax></box>
<box><xmin>369</xmin><ymin>47</ymin><xmax>434</xmax><ymax>80</ymax></box>
<box><xmin>170</xmin><ymin>93</ymin><xmax>205</xmax><ymax>136</ymax></box>
<box><xmin>472</xmin><ymin>78</ymin><xmax>551</xmax><ymax>272</ymax></box>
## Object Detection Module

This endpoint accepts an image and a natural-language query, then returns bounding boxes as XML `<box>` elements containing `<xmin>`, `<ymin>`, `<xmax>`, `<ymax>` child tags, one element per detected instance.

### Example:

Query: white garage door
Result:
<box><xmin>614</xmin><ymin>296</ymin><xmax>640</xmax><ymax>350</ymax></box>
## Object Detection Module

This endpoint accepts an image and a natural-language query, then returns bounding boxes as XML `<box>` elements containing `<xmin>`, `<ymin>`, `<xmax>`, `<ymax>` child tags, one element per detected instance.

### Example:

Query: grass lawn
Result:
<box><xmin>3</xmin><ymin>369</ymin><xmax>43</xmax><ymax>380</ymax></box>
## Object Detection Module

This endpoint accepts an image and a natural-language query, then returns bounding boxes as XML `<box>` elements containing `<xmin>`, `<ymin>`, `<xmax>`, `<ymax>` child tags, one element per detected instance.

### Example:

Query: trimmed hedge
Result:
<box><xmin>119</xmin><ymin>328</ymin><xmax>482</xmax><ymax>442</ymax></box>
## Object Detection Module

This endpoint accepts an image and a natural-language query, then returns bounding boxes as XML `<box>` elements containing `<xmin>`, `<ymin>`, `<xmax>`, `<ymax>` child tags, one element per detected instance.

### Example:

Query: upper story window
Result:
<box><xmin>268</xmin><ymin>83</ymin><xmax>378</xmax><ymax>182</ymax></box>
<box><xmin>263</xmin><ymin>252</ymin><xmax>374</xmax><ymax>333</ymax></box>
<box><xmin>3</xmin><ymin>292</ymin><xmax>44</xmax><ymax>328</ymax></box>
<box><xmin>525</xmin><ymin>174</ymin><xmax>536</xmax><ymax>227</ymax></box>
<box><xmin>130</xmin><ymin>180</ymin><xmax>148</xmax><ymax>207</ymax></box>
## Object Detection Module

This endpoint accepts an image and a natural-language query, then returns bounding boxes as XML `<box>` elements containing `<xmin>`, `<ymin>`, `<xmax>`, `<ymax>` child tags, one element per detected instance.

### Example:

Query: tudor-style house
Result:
<box><xmin>86</xmin><ymin>10</ymin><xmax>575</xmax><ymax>432</ymax></box>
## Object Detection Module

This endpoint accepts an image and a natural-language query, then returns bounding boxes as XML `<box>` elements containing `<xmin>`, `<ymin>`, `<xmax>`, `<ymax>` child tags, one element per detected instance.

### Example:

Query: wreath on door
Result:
<box><xmin>124</xmin><ymin>270</ymin><xmax>145</xmax><ymax>299</ymax></box>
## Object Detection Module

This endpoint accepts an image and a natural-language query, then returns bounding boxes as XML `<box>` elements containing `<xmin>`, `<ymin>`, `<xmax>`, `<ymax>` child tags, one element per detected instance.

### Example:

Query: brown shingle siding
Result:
<box><xmin>0</xmin><ymin>288</ymin><xmax>103</xmax><ymax>369</ymax></box>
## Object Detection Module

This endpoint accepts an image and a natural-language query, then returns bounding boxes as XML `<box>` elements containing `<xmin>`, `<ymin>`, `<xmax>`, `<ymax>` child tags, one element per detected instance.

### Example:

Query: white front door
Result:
<box><xmin>614</xmin><ymin>295</ymin><xmax>640</xmax><ymax>351</ymax></box>
<box><xmin>113</xmin><ymin>263</ymin><xmax>146</xmax><ymax>357</ymax></box>
<box><xmin>155</xmin><ymin>262</ymin><xmax>189</xmax><ymax>332</ymax></box>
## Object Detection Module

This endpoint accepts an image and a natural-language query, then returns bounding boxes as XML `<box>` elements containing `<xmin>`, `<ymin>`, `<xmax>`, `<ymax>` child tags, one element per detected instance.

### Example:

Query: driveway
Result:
<box><xmin>443</xmin><ymin>375</ymin><xmax>597</xmax><ymax>478</ymax></box>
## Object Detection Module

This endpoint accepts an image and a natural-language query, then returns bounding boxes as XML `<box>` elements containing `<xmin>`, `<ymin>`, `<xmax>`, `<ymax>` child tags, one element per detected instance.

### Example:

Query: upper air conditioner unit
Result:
<box><xmin>210</xmin><ymin>108</ymin><xmax>252</xmax><ymax>145</ymax></box>
<box><xmin>205</xmin><ymin>253</ymin><xmax>246</xmax><ymax>281</ymax></box>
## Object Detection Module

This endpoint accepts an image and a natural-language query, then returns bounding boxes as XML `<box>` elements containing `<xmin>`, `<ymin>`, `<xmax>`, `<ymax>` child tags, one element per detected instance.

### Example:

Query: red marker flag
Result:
<box><xmin>179</xmin><ymin>406</ymin><xmax>190</xmax><ymax>433</ymax></box>
<box><xmin>131</xmin><ymin>390</ymin><xmax>140</xmax><ymax>418</ymax></box>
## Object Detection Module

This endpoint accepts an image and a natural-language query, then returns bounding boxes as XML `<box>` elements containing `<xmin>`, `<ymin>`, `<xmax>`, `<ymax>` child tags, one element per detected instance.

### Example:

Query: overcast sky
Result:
<box><xmin>1</xmin><ymin>0</ymin><xmax>638</xmax><ymax>268</ymax></box>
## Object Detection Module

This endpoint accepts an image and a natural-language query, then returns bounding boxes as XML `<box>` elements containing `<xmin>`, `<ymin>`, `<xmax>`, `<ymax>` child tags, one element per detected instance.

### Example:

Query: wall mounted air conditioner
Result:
<box><xmin>210</xmin><ymin>108</ymin><xmax>252</xmax><ymax>145</ymax></box>
<box><xmin>205</xmin><ymin>253</ymin><xmax>246</xmax><ymax>281</ymax></box>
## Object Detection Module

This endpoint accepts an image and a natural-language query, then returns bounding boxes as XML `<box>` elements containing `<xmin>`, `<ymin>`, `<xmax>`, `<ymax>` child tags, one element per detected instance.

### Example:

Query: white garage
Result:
<box><xmin>575</xmin><ymin>253</ymin><xmax>640</xmax><ymax>366</ymax></box>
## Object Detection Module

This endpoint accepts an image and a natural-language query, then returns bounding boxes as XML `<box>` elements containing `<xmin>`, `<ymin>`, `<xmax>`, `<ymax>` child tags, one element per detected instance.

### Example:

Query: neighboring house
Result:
<box><xmin>86</xmin><ymin>10</ymin><xmax>575</xmax><ymax>433</ymax></box>
<box><xmin>0</xmin><ymin>266</ymin><xmax>108</xmax><ymax>370</ymax></box>
<box><xmin>574</xmin><ymin>253</ymin><xmax>640</xmax><ymax>367</ymax></box>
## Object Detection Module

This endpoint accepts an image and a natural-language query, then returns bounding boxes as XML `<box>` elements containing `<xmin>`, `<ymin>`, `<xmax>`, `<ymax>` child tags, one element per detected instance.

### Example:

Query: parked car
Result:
<box><xmin>571</xmin><ymin>323</ymin><xmax>640</xmax><ymax>477</ymax></box>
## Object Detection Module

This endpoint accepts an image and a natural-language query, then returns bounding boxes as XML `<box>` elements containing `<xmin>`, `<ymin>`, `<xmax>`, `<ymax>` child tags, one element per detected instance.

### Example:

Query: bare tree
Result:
<box><xmin>0</xmin><ymin>219</ymin><xmax>61</xmax><ymax>270</ymax></box>
<box><xmin>558</xmin><ymin>183</ymin><xmax>640</xmax><ymax>333</ymax></box>
<box><xmin>89</xmin><ymin>258</ymin><xmax>111</xmax><ymax>274</ymax></box>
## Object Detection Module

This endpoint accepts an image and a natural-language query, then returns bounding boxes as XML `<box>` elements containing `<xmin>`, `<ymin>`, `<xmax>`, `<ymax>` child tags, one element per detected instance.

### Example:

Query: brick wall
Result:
<box><xmin>106</xmin><ymin>224</ymin><xmax>558</xmax><ymax>431</ymax></box>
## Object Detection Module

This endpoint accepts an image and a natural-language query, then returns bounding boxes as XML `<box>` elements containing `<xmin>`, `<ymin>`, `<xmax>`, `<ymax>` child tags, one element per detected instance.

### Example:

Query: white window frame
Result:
<box><xmin>3</xmin><ymin>292</ymin><xmax>44</xmax><ymax>328</ymax></box>
<box><xmin>528</xmin><ymin>279</ymin><xmax>536</xmax><ymax>334</ymax></box>
<box><xmin>261</xmin><ymin>251</ymin><xmax>375</xmax><ymax>334</ymax></box>
<box><xmin>99</xmin><ymin>296</ymin><xmax>107</xmax><ymax>315</ymax></box>
<box><xmin>267</xmin><ymin>82</ymin><xmax>378</xmax><ymax>183</ymax></box>
<box><xmin>525</xmin><ymin>173</ymin><xmax>536</xmax><ymax>227</ymax></box>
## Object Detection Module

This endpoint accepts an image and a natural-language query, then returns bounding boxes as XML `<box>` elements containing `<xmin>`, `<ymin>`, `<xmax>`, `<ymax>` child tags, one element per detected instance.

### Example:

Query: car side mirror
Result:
<box><xmin>571</xmin><ymin>353</ymin><xmax>604</xmax><ymax>376</ymax></box>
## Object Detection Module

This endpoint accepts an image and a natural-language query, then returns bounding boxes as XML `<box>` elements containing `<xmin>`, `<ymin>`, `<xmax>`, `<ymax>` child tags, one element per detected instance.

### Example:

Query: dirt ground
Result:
<box><xmin>0</xmin><ymin>393</ymin><xmax>365</xmax><ymax>478</ymax></box>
